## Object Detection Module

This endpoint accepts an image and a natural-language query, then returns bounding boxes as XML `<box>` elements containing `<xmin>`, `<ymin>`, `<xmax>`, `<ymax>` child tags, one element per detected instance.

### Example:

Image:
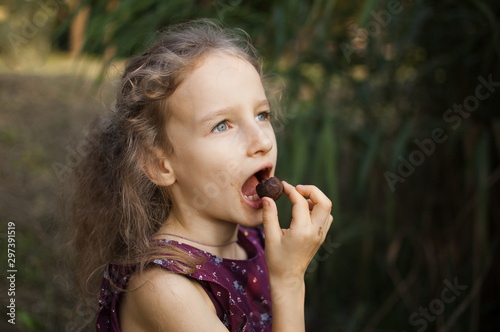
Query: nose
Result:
<box><xmin>245</xmin><ymin>124</ymin><xmax>274</xmax><ymax>157</ymax></box>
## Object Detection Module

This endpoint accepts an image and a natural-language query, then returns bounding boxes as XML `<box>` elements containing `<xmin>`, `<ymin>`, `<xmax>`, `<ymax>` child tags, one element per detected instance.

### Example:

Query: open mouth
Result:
<box><xmin>241</xmin><ymin>167</ymin><xmax>271</xmax><ymax>202</ymax></box>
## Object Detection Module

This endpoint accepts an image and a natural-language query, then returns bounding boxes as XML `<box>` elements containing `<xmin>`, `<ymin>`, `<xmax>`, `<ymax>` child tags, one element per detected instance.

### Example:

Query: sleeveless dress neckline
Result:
<box><xmin>96</xmin><ymin>226</ymin><xmax>272</xmax><ymax>332</ymax></box>
<box><xmin>152</xmin><ymin>227</ymin><xmax>258</xmax><ymax>262</ymax></box>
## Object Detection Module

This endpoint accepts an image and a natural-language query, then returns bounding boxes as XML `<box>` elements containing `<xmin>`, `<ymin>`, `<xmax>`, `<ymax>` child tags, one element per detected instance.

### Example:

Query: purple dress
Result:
<box><xmin>96</xmin><ymin>226</ymin><xmax>272</xmax><ymax>331</ymax></box>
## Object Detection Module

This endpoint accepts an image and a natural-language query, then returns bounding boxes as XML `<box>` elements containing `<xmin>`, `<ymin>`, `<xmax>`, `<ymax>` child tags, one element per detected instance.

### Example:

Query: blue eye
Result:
<box><xmin>256</xmin><ymin>111</ymin><xmax>270</xmax><ymax>121</ymax></box>
<box><xmin>212</xmin><ymin>121</ymin><xmax>228</xmax><ymax>133</ymax></box>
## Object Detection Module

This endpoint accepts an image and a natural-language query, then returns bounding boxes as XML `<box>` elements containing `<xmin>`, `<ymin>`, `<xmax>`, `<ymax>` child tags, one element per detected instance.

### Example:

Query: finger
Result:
<box><xmin>306</xmin><ymin>199</ymin><xmax>314</xmax><ymax>212</ymax></box>
<box><xmin>295</xmin><ymin>184</ymin><xmax>330</xmax><ymax>207</ymax></box>
<box><xmin>282</xmin><ymin>181</ymin><xmax>311</xmax><ymax>224</ymax></box>
<box><xmin>295</xmin><ymin>185</ymin><xmax>332</xmax><ymax>224</ymax></box>
<box><xmin>261</xmin><ymin>197</ymin><xmax>281</xmax><ymax>243</ymax></box>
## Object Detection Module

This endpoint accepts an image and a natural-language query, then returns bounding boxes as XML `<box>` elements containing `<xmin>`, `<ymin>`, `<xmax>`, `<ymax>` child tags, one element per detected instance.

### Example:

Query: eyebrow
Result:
<box><xmin>198</xmin><ymin>99</ymin><xmax>270</xmax><ymax>124</ymax></box>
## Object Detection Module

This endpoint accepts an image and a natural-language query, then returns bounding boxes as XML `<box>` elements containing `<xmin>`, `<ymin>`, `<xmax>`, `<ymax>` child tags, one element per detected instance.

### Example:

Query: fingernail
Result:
<box><xmin>296</xmin><ymin>184</ymin><xmax>303</xmax><ymax>189</ymax></box>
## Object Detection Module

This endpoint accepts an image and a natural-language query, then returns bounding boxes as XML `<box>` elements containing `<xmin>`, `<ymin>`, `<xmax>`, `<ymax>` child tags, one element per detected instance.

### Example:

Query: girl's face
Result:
<box><xmin>165</xmin><ymin>52</ymin><xmax>278</xmax><ymax>227</ymax></box>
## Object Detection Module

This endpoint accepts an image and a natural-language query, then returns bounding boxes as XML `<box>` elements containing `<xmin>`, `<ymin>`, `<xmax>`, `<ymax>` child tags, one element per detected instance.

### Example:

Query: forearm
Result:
<box><xmin>270</xmin><ymin>275</ymin><xmax>306</xmax><ymax>332</ymax></box>
<box><xmin>261</xmin><ymin>183</ymin><xmax>333</xmax><ymax>332</ymax></box>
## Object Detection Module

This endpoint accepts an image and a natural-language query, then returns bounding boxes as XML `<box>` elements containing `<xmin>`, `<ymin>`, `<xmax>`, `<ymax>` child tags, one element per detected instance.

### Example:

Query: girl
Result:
<box><xmin>69</xmin><ymin>19</ymin><xmax>333</xmax><ymax>332</ymax></box>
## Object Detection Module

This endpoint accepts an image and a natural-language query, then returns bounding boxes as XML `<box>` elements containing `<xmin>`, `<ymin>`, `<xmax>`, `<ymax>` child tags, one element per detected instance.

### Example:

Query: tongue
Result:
<box><xmin>242</xmin><ymin>175</ymin><xmax>259</xmax><ymax>196</ymax></box>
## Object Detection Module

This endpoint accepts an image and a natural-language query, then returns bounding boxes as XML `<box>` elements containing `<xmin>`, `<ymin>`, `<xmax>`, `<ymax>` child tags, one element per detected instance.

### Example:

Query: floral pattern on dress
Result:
<box><xmin>96</xmin><ymin>226</ymin><xmax>271</xmax><ymax>332</ymax></box>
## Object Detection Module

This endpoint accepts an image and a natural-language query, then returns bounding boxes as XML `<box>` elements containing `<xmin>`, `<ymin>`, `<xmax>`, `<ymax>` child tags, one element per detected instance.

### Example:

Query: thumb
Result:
<box><xmin>261</xmin><ymin>197</ymin><xmax>281</xmax><ymax>243</ymax></box>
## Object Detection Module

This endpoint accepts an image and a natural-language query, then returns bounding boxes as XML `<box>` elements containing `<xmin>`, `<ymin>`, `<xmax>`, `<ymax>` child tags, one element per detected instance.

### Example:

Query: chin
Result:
<box><xmin>238</xmin><ymin>214</ymin><xmax>264</xmax><ymax>228</ymax></box>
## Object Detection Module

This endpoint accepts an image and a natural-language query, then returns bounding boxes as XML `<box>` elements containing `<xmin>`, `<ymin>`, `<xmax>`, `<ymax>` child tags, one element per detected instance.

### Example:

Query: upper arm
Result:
<box><xmin>120</xmin><ymin>267</ymin><xmax>228</xmax><ymax>332</ymax></box>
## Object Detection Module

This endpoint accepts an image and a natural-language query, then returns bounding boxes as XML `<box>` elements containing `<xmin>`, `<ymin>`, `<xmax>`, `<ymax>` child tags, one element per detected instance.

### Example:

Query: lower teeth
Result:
<box><xmin>244</xmin><ymin>194</ymin><xmax>259</xmax><ymax>201</ymax></box>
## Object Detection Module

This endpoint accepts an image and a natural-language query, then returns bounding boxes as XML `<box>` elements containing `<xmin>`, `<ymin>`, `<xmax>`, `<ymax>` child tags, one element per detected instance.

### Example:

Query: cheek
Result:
<box><xmin>174</xmin><ymin>143</ymin><xmax>230</xmax><ymax>183</ymax></box>
<box><xmin>267</xmin><ymin>129</ymin><xmax>278</xmax><ymax>152</ymax></box>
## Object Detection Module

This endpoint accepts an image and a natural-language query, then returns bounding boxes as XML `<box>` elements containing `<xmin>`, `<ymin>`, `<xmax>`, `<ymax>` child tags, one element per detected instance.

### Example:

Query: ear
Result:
<box><xmin>141</xmin><ymin>147</ymin><xmax>175</xmax><ymax>187</ymax></box>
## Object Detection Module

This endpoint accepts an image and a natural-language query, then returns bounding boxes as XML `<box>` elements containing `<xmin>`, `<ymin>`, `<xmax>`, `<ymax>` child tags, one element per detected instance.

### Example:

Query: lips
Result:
<box><xmin>241</xmin><ymin>164</ymin><xmax>272</xmax><ymax>207</ymax></box>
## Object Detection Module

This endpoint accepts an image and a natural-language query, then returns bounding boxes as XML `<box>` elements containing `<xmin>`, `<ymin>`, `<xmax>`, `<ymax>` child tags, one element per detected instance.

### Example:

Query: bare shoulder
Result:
<box><xmin>120</xmin><ymin>266</ymin><xmax>226</xmax><ymax>332</ymax></box>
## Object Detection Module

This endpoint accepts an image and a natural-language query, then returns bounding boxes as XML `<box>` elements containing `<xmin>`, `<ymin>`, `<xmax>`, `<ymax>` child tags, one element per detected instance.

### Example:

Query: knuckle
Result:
<box><xmin>324</xmin><ymin>199</ymin><xmax>332</xmax><ymax>211</ymax></box>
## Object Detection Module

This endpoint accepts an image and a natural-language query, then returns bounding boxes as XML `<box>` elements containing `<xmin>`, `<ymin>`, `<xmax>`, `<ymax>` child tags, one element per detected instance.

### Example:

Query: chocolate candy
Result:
<box><xmin>256</xmin><ymin>177</ymin><xmax>283</xmax><ymax>201</ymax></box>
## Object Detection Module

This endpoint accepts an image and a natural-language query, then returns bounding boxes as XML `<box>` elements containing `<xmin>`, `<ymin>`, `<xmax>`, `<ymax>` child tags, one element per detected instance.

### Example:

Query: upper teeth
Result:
<box><xmin>244</xmin><ymin>194</ymin><xmax>260</xmax><ymax>201</ymax></box>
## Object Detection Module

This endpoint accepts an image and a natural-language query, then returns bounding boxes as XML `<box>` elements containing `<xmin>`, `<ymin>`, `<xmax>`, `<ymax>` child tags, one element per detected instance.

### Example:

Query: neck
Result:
<box><xmin>157</xmin><ymin>209</ymin><xmax>243</xmax><ymax>259</ymax></box>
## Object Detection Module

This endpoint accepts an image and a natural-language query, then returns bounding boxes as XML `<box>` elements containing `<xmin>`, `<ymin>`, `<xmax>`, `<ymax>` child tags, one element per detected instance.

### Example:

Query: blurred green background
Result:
<box><xmin>1</xmin><ymin>0</ymin><xmax>499</xmax><ymax>331</ymax></box>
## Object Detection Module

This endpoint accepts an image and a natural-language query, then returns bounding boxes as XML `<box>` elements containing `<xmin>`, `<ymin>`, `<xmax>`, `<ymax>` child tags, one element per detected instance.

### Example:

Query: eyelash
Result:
<box><xmin>212</xmin><ymin>121</ymin><xmax>229</xmax><ymax>133</ymax></box>
<box><xmin>257</xmin><ymin>111</ymin><xmax>271</xmax><ymax>121</ymax></box>
<box><xmin>211</xmin><ymin>111</ymin><xmax>271</xmax><ymax>133</ymax></box>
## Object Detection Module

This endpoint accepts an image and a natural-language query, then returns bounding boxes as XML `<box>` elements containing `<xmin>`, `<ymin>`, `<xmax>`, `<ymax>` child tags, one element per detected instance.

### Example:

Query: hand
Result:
<box><xmin>261</xmin><ymin>181</ymin><xmax>333</xmax><ymax>284</ymax></box>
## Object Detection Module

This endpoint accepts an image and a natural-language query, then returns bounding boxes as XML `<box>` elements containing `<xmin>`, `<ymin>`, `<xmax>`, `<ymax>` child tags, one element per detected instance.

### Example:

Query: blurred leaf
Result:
<box><xmin>390</xmin><ymin>119</ymin><xmax>413</xmax><ymax>171</ymax></box>
<box><xmin>355</xmin><ymin>124</ymin><xmax>382</xmax><ymax>197</ymax></box>
<box><xmin>356</xmin><ymin>0</ymin><xmax>378</xmax><ymax>27</ymax></box>
<box><xmin>17</xmin><ymin>309</ymin><xmax>43</xmax><ymax>331</ymax></box>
